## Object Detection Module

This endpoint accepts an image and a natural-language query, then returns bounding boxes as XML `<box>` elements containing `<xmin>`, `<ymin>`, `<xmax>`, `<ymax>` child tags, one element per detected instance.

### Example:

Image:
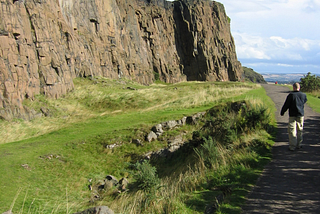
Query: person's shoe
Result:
<box><xmin>296</xmin><ymin>145</ymin><xmax>302</xmax><ymax>149</ymax></box>
<box><xmin>288</xmin><ymin>148</ymin><xmax>295</xmax><ymax>151</ymax></box>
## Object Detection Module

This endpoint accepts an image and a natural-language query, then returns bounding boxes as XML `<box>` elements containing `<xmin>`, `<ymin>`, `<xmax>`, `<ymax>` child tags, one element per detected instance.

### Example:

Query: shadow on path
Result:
<box><xmin>241</xmin><ymin>84</ymin><xmax>320</xmax><ymax>214</ymax></box>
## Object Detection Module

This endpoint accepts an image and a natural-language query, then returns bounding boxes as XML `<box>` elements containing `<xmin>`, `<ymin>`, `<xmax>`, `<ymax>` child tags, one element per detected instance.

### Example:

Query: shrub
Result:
<box><xmin>237</xmin><ymin>103</ymin><xmax>270</xmax><ymax>132</ymax></box>
<box><xmin>132</xmin><ymin>160</ymin><xmax>160</xmax><ymax>193</ymax></box>
<box><xmin>300</xmin><ymin>72</ymin><xmax>320</xmax><ymax>92</ymax></box>
<box><xmin>199</xmin><ymin>101</ymin><xmax>270</xmax><ymax>146</ymax></box>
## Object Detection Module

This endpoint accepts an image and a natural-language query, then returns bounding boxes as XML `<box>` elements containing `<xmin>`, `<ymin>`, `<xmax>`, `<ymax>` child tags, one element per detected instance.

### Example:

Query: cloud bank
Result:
<box><xmin>218</xmin><ymin>0</ymin><xmax>320</xmax><ymax>74</ymax></box>
<box><xmin>167</xmin><ymin>0</ymin><xmax>320</xmax><ymax>74</ymax></box>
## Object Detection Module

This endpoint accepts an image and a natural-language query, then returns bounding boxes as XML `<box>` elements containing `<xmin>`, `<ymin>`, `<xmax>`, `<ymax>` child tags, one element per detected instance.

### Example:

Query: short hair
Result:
<box><xmin>293</xmin><ymin>82</ymin><xmax>300</xmax><ymax>90</ymax></box>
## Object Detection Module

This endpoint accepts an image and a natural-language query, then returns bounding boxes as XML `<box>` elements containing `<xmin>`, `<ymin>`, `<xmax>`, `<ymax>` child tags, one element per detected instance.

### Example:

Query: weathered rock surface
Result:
<box><xmin>0</xmin><ymin>0</ymin><xmax>242</xmax><ymax>120</ymax></box>
<box><xmin>146</xmin><ymin>131</ymin><xmax>158</xmax><ymax>142</ymax></box>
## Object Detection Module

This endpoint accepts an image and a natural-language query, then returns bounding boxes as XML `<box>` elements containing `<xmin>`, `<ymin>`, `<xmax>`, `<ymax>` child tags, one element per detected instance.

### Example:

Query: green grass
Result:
<box><xmin>0</xmin><ymin>78</ymin><xmax>275</xmax><ymax>213</ymax></box>
<box><xmin>306</xmin><ymin>92</ymin><xmax>320</xmax><ymax>113</ymax></box>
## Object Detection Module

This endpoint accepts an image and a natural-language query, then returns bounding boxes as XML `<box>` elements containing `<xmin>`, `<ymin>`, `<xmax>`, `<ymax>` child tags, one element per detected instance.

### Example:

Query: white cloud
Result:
<box><xmin>166</xmin><ymin>0</ymin><xmax>320</xmax><ymax>74</ymax></box>
<box><xmin>277</xmin><ymin>63</ymin><xmax>295</xmax><ymax>67</ymax></box>
<box><xmin>218</xmin><ymin>0</ymin><xmax>320</xmax><ymax>74</ymax></box>
<box><xmin>236</xmin><ymin>33</ymin><xmax>320</xmax><ymax>60</ymax></box>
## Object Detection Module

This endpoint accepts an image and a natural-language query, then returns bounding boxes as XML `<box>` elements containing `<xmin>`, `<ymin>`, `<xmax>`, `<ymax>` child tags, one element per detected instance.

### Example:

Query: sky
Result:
<box><xmin>168</xmin><ymin>0</ymin><xmax>320</xmax><ymax>75</ymax></box>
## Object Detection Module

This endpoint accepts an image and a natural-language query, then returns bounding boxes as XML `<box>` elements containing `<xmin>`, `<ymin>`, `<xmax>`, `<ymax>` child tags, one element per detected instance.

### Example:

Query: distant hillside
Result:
<box><xmin>262</xmin><ymin>73</ymin><xmax>305</xmax><ymax>84</ymax></box>
<box><xmin>243</xmin><ymin>67</ymin><xmax>267</xmax><ymax>83</ymax></box>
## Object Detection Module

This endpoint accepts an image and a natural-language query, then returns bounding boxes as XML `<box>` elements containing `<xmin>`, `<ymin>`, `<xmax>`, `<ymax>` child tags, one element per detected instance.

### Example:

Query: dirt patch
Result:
<box><xmin>241</xmin><ymin>84</ymin><xmax>320</xmax><ymax>213</ymax></box>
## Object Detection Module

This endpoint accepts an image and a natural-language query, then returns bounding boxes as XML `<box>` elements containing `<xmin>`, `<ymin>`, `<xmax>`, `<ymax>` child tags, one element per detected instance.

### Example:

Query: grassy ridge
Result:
<box><xmin>0</xmin><ymin>78</ymin><xmax>274</xmax><ymax>213</ymax></box>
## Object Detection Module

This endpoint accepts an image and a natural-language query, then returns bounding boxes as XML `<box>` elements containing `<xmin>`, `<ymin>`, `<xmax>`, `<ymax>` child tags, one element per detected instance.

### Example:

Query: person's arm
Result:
<box><xmin>304</xmin><ymin>94</ymin><xmax>307</xmax><ymax>104</ymax></box>
<box><xmin>281</xmin><ymin>94</ymin><xmax>291</xmax><ymax>116</ymax></box>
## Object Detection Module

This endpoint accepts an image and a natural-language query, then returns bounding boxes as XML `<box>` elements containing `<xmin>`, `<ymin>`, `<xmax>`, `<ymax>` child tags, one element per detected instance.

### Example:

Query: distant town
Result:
<box><xmin>261</xmin><ymin>73</ymin><xmax>315</xmax><ymax>84</ymax></box>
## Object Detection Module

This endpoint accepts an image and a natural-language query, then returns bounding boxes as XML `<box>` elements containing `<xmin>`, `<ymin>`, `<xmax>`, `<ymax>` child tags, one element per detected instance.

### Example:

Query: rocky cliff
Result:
<box><xmin>0</xmin><ymin>0</ymin><xmax>242</xmax><ymax>120</ymax></box>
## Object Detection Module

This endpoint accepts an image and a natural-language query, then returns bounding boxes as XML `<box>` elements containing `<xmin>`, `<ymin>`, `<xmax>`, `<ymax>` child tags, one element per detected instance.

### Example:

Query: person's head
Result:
<box><xmin>293</xmin><ymin>82</ymin><xmax>300</xmax><ymax>91</ymax></box>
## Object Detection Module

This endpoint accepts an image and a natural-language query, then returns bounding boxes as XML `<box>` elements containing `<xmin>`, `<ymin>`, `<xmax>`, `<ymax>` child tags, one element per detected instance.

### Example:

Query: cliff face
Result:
<box><xmin>0</xmin><ymin>0</ymin><xmax>242</xmax><ymax>120</ymax></box>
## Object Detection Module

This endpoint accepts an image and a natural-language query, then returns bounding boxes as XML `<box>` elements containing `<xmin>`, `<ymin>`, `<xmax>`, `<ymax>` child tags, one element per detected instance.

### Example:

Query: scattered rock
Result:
<box><xmin>39</xmin><ymin>154</ymin><xmax>60</xmax><ymax>160</ymax></box>
<box><xmin>126</xmin><ymin>86</ymin><xmax>137</xmax><ymax>90</ymax></box>
<box><xmin>161</xmin><ymin>120</ymin><xmax>178</xmax><ymax>130</ymax></box>
<box><xmin>144</xmin><ymin>151</ymin><xmax>153</xmax><ymax>160</ymax></box>
<box><xmin>40</xmin><ymin>107</ymin><xmax>51</xmax><ymax>117</ymax></box>
<box><xmin>119</xmin><ymin>177</ymin><xmax>129</xmax><ymax>191</ymax></box>
<box><xmin>132</xmin><ymin>139</ymin><xmax>143</xmax><ymax>146</ymax></box>
<box><xmin>105</xmin><ymin>143</ymin><xmax>122</xmax><ymax>149</ymax></box>
<box><xmin>97</xmin><ymin>180</ymin><xmax>106</xmax><ymax>190</ymax></box>
<box><xmin>146</xmin><ymin>131</ymin><xmax>158</xmax><ymax>142</ymax></box>
<box><xmin>103</xmin><ymin>180</ymin><xmax>114</xmax><ymax>191</ymax></box>
<box><xmin>176</xmin><ymin>117</ymin><xmax>187</xmax><ymax>126</ymax></box>
<box><xmin>105</xmin><ymin>175</ymin><xmax>119</xmax><ymax>186</ymax></box>
<box><xmin>168</xmin><ymin>135</ymin><xmax>185</xmax><ymax>152</ymax></box>
<box><xmin>74</xmin><ymin>206</ymin><xmax>114</xmax><ymax>214</ymax></box>
<box><xmin>21</xmin><ymin>164</ymin><xmax>31</xmax><ymax>170</ymax></box>
<box><xmin>186</xmin><ymin>112</ymin><xmax>206</xmax><ymax>125</ymax></box>
<box><xmin>152</xmin><ymin>124</ymin><xmax>164</xmax><ymax>136</ymax></box>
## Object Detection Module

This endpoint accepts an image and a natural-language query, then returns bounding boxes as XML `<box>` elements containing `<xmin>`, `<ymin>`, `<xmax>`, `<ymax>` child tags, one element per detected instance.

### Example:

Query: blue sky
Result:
<box><xmin>168</xmin><ymin>0</ymin><xmax>320</xmax><ymax>75</ymax></box>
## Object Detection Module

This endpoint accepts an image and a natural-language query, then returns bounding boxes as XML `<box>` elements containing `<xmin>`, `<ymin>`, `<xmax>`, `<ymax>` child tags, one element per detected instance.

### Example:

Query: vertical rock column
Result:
<box><xmin>0</xmin><ymin>0</ymin><xmax>40</xmax><ymax>119</ymax></box>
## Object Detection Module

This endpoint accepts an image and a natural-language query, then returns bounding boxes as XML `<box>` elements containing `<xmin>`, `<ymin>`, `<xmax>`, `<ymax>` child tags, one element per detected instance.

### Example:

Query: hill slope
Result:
<box><xmin>243</xmin><ymin>66</ymin><xmax>267</xmax><ymax>83</ymax></box>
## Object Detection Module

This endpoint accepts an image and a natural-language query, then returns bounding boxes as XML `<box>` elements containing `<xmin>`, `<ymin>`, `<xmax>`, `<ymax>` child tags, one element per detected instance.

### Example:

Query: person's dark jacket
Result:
<box><xmin>280</xmin><ymin>91</ymin><xmax>307</xmax><ymax>117</ymax></box>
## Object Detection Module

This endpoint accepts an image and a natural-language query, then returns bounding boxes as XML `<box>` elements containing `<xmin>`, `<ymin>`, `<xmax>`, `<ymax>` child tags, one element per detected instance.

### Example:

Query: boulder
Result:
<box><xmin>176</xmin><ymin>117</ymin><xmax>187</xmax><ymax>126</ymax></box>
<box><xmin>168</xmin><ymin>135</ymin><xmax>184</xmax><ymax>152</ymax></box>
<box><xmin>146</xmin><ymin>131</ymin><xmax>158</xmax><ymax>142</ymax></box>
<box><xmin>161</xmin><ymin>120</ymin><xmax>178</xmax><ymax>130</ymax></box>
<box><xmin>105</xmin><ymin>175</ymin><xmax>118</xmax><ymax>186</ymax></box>
<box><xmin>151</xmin><ymin>124</ymin><xmax>164</xmax><ymax>136</ymax></box>
<box><xmin>186</xmin><ymin>112</ymin><xmax>206</xmax><ymax>125</ymax></box>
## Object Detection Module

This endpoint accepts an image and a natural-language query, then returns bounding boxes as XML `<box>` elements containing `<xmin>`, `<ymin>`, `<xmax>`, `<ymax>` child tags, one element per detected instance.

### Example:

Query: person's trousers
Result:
<box><xmin>288</xmin><ymin>116</ymin><xmax>304</xmax><ymax>150</ymax></box>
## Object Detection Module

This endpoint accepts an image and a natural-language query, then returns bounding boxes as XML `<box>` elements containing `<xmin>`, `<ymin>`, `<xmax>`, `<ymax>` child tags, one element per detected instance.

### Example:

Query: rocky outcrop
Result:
<box><xmin>0</xmin><ymin>0</ymin><xmax>242</xmax><ymax>120</ymax></box>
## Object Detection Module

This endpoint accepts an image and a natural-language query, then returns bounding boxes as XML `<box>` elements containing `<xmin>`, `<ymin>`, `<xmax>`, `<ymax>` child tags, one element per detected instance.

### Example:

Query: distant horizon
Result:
<box><xmin>242</xmin><ymin>65</ymin><xmax>320</xmax><ymax>76</ymax></box>
<box><xmin>258</xmin><ymin>71</ymin><xmax>320</xmax><ymax>75</ymax></box>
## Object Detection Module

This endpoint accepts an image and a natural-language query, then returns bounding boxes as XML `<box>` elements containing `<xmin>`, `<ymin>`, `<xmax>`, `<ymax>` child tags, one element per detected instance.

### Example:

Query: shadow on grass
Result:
<box><xmin>184</xmin><ymin>158</ymin><xmax>269</xmax><ymax>213</ymax></box>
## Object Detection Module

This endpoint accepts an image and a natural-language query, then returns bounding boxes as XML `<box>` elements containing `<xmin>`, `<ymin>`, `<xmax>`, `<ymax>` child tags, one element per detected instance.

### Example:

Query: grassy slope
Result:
<box><xmin>306</xmin><ymin>92</ymin><xmax>320</xmax><ymax>113</ymax></box>
<box><xmin>186</xmin><ymin>85</ymin><xmax>277</xmax><ymax>214</ymax></box>
<box><xmin>0</xmin><ymin>79</ymin><xmax>274</xmax><ymax>213</ymax></box>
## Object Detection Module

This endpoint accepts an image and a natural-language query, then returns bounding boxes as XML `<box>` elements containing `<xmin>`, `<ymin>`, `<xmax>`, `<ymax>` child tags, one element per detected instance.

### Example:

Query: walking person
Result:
<box><xmin>280</xmin><ymin>82</ymin><xmax>307</xmax><ymax>151</ymax></box>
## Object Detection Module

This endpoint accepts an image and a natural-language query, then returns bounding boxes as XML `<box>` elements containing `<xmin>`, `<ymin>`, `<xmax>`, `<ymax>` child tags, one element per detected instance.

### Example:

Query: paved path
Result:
<box><xmin>241</xmin><ymin>84</ymin><xmax>320</xmax><ymax>214</ymax></box>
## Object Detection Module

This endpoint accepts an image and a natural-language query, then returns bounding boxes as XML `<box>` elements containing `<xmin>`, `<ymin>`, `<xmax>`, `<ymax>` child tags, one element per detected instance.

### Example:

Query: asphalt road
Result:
<box><xmin>241</xmin><ymin>84</ymin><xmax>320</xmax><ymax>214</ymax></box>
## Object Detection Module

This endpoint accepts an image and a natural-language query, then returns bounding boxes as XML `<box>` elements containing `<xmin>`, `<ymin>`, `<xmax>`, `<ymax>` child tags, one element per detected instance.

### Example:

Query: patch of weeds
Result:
<box><xmin>194</xmin><ymin>137</ymin><xmax>221</xmax><ymax>168</ymax></box>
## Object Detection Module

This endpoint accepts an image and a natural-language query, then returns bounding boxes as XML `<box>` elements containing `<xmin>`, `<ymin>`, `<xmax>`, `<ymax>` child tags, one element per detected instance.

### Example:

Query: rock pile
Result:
<box><xmin>145</xmin><ymin>112</ymin><xmax>205</xmax><ymax>143</ymax></box>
